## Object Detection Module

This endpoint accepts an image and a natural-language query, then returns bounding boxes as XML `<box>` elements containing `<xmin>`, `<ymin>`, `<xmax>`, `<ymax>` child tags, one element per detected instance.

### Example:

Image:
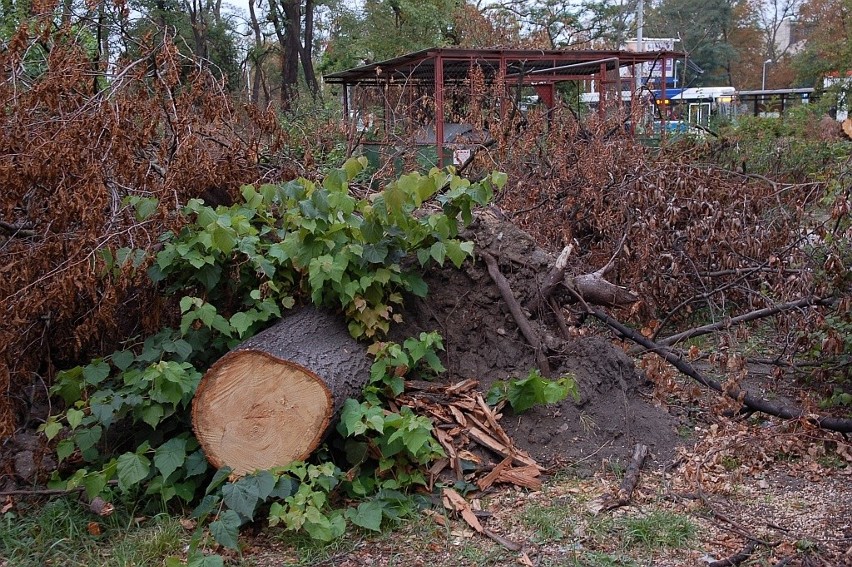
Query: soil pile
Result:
<box><xmin>394</xmin><ymin>213</ymin><xmax>684</xmax><ymax>467</ymax></box>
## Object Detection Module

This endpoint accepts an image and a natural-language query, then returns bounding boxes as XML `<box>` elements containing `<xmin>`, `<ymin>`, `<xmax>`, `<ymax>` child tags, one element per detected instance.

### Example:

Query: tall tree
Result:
<box><xmin>754</xmin><ymin>0</ymin><xmax>803</xmax><ymax>61</ymax></box>
<box><xmin>321</xmin><ymin>0</ymin><xmax>460</xmax><ymax>73</ymax></box>
<box><xmin>267</xmin><ymin>0</ymin><xmax>319</xmax><ymax>109</ymax></box>
<box><xmin>726</xmin><ymin>0</ymin><xmax>766</xmax><ymax>87</ymax></box>
<box><xmin>647</xmin><ymin>0</ymin><xmax>737</xmax><ymax>85</ymax></box>
<box><xmin>485</xmin><ymin>0</ymin><xmax>632</xmax><ymax>48</ymax></box>
<box><xmin>126</xmin><ymin>0</ymin><xmax>242</xmax><ymax>89</ymax></box>
<box><xmin>792</xmin><ymin>0</ymin><xmax>852</xmax><ymax>85</ymax></box>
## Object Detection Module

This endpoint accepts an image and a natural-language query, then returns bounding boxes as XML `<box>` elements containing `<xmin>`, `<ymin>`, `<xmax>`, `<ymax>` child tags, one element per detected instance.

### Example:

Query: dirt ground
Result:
<box><xmin>239</xmin><ymin>373</ymin><xmax>851</xmax><ymax>567</ymax></box>
<box><xmin>393</xmin><ymin>214</ymin><xmax>685</xmax><ymax>468</ymax></box>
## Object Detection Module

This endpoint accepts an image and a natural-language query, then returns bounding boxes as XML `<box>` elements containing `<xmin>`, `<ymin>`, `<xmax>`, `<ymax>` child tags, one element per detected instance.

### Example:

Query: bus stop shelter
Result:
<box><xmin>323</xmin><ymin>47</ymin><xmax>684</xmax><ymax>166</ymax></box>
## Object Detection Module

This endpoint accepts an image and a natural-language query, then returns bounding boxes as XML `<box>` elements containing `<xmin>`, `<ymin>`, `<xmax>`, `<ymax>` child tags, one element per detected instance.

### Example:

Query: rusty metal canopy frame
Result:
<box><xmin>324</xmin><ymin>47</ymin><xmax>685</xmax><ymax>166</ymax></box>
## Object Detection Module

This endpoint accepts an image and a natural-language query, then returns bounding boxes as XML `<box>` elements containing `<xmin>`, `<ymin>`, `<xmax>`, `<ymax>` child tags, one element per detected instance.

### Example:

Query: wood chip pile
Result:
<box><xmin>394</xmin><ymin>378</ymin><xmax>543</xmax><ymax>492</ymax></box>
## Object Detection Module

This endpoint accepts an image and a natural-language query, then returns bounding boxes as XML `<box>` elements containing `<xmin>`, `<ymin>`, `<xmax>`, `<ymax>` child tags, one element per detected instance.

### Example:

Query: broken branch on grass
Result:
<box><xmin>482</xmin><ymin>528</ymin><xmax>522</xmax><ymax>551</ymax></box>
<box><xmin>707</xmin><ymin>541</ymin><xmax>758</xmax><ymax>567</ymax></box>
<box><xmin>658</xmin><ymin>296</ymin><xmax>834</xmax><ymax>347</ymax></box>
<box><xmin>587</xmin><ymin>306</ymin><xmax>852</xmax><ymax>434</ymax></box>
<box><xmin>588</xmin><ymin>443</ymin><xmax>648</xmax><ymax>513</ymax></box>
<box><xmin>481</xmin><ymin>251</ymin><xmax>552</xmax><ymax>377</ymax></box>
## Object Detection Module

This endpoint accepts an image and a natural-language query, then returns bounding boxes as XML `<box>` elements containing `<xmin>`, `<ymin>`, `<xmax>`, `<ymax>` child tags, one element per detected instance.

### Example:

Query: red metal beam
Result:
<box><xmin>435</xmin><ymin>52</ymin><xmax>444</xmax><ymax>168</ymax></box>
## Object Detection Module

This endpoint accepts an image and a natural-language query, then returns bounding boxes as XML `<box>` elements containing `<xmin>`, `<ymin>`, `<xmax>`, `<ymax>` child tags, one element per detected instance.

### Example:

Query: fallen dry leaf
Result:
<box><xmin>0</xmin><ymin>496</ymin><xmax>13</xmax><ymax>514</ymax></box>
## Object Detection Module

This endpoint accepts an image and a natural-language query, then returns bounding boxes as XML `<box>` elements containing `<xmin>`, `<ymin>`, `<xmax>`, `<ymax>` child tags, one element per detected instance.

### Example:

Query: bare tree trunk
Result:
<box><xmin>267</xmin><ymin>0</ymin><xmax>299</xmax><ymax>110</ymax></box>
<box><xmin>301</xmin><ymin>0</ymin><xmax>320</xmax><ymax>98</ymax></box>
<box><xmin>187</xmin><ymin>0</ymin><xmax>209</xmax><ymax>62</ymax></box>
<box><xmin>248</xmin><ymin>0</ymin><xmax>264</xmax><ymax>104</ymax></box>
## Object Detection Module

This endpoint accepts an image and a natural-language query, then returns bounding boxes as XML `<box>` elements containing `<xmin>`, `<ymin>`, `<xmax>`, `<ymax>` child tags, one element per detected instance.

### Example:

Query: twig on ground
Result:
<box><xmin>588</xmin><ymin>443</ymin><xmax>648</xmax><ymax>513</ymax></box>
<box><xmin>707</xmin><ymin>541</ymin><xmax>758</xmax><ymax>567</ymax></box>
<box><xmin>658</xmin><ymin>296</ymin><xmax>833</xmax><ymax>347</ymax></box>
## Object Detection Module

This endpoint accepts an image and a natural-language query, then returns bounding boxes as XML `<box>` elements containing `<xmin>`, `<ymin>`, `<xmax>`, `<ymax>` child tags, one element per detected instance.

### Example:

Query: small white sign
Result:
<box><xmin>453</xmin><ymin>149</ymin><xmax>472</xmax><ymax>166</ymax></box>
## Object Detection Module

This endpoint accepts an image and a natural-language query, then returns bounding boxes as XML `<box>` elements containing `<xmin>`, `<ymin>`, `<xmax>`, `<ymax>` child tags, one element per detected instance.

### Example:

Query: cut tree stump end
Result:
<box><xmin>193</xmin><ymin>351</ymin><xmax>333</xmax><ymax>475</ymax></box>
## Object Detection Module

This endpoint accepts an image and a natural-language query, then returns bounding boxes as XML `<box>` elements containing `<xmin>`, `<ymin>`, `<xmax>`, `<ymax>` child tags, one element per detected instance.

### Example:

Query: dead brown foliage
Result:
<box><xmin>492</xmin><ymin>107</ymin><xmax>838</xmax><ymax>330</ymax></box>
<box><xmin>0</xmin><ymin>23</ymin><xmax>284</xmax><ymax>435</ymax></box>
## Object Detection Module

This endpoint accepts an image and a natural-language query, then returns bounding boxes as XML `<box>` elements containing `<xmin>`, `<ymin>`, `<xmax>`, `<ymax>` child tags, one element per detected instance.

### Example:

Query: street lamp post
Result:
<box><xmin>762</xmin><ymin>59</ymin><xmax>772</xmax><ymax>91</ymax></box>
<box><xmin>762</xmin><ymin>59</ymin><xmax>773</xmax><ymax>115</ymax></box>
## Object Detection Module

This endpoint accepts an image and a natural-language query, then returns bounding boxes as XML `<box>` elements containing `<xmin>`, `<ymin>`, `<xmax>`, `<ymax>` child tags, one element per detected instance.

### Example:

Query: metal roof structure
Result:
<box><xmin>324</xmin><ymin>47</ymin><xmax>685</xmax><ymax>166</ymax></box>
<box><xmin>324</xmin><ymin>47</ymin><xmax>683</xmax><ymax>85</ymax></box>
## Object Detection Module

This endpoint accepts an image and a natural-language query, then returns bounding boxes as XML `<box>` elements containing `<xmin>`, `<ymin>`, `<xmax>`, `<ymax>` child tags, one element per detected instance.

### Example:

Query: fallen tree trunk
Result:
<box><xmin>192</xmin><ymin>307</ymin><xmax>370</xmax><ymax>475</ymax></box>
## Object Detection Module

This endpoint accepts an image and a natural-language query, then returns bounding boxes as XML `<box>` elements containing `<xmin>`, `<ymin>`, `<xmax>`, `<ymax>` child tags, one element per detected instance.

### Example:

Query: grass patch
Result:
<box><xmin>521</xmin><ymin>499</ymin><xmax>575</xmax><ymax>543</ymax></box>
<box><xmin>0</xmin><ymin>497</ymin><xmax>185</xmax><ymax>567</ymax></box>
<box><xmin>567</xmin><ymin>551</ymin><xmax>639</xmax><ymax>566</ymax></box>
<box><xmin>620</xmin><ymin>511</ymin><xmax>696</xmax><ymax>550</ymax></box>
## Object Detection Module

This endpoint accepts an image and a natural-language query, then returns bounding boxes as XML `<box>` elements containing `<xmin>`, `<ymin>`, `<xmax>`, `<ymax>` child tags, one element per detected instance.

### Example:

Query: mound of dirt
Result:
<box><xmin>393</xmin><ymin>213</ymin><xmax>684</xmax><ymax>467</ymax></box>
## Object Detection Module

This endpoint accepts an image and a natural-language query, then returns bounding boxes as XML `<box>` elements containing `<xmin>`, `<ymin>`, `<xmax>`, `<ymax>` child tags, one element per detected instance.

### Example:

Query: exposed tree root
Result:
<box><xmin>481</xmin><ymin>251</ymin><xmax>552</xmax><ymax>377</ymax></box>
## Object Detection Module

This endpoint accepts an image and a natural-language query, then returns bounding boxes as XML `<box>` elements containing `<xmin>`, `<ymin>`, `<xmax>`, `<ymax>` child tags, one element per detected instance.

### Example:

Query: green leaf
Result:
<box><xmin>506</xmin><ymin>375</ymin><xmax>541</xmax><ymax>413</ymax></box>
<box><xmin>416</xmin><ymin>247</ymin><xmax>431</xmax><ymax>267</ymax></box>
<box><xmin>74</xmin><ymin>425</ymin><xmax>102</xmax><ymax>452</ymax></box>
<box><xmin>52</xmin><ymin>367</ymin><xmax>83</xmax><ymax>405</ymax></box>
<box><xmin>210</xmin><ymin>509</ymin><xmax>242</xmax><ymax>550</ymax></box>
<box><xmin>229</xmin><ymin>312</ymin><xmax>255</xmax><ymax>338</ymax></box>
<box><xmin>346</xmin><ymin>500</ymin><xmax>383</xmax><ymax>532</ymax></box>
<box><xmin>241</xmin><ymin>185</ymin><xmax>262</xmax><ymax>208</ymax></box>
<box><xmin>116</xmin><ymin>452</ymin><xmax>151</xmax><ymax>491</ymax></box>
<box><xmin>402</xmin><ymin>273</ymin><xmax>428</xmax><ymax>297</ymax></box>
<box><xmin>362</xmin><ymin>243</ymin><xmax>388</xmax><ymax>264</ymax></box>
<box><xmin>269</xmin><ymin>476</ymin><xmax>295</xmax><ymax>499</ymax></box>
<box><xmin>134</xmin><ymin>197</ymin><xmax>159</xmax><ymax>221</ymax></box>
<box><xmin>339</xmin><ymin>398</ymin><xmax>363</xmax><ymax>437</ymax></box>
<box><xmin>170</xmin><ymin>339</ymin><xmax>193</xmax><ymax>361</ymax></box>
<box><xmin>154</xmin><ymin>437</ymin><xmax>187</xmax><ymax>479</ymax></box>
<box><xmin>384</xmin><ymin>184</ymin><xmax>405</xmax><ymax>218</ymax></box>
<box><xmin>342</xmin><ymin>157</ymin><xmax>366</xmax><ymax>180</ymax></box>
<box><xmin>223</xmin><ymin>470</ymin><xmax>276</xmax><ymax>521</ymax></box>
<box><xmin>303</xmin><ymin>509</ymin><xmax>346</xmax><ymax>542</ymax></box>
<box><xmin>491</xmin><ymin>171</ymin><xmax>508</xmax><ymax>189</ymax></box>
<box><xmin>184</xmin><ymin>450</ymin><xmax>209</xmax><ymax>477</ymax></box>
<box><xmin>66</xmin><ymin>408</ymin><xmax>84</xmax><ymax>430</ymax></box>
<box><xmin>83</xmin><ymin>360</ymin><xmax>111</xmax><ymax>386</ymax></box>
<box><xmin>206</xmin><ymin>467</ymin><xmax>233</xmax><ymax>495</ymax></box>
<box><xmin>324</xmin><ymin>168</ymin><xmax>348</xmax><ymax>192</ymax></box>
<box><xmin>56</xmin><ymin>439</ymin><xmax>75</xmax><ymax>463</ymax></box>
<box><xmin>141</xmin><ymin>404</ymin><xmax>164</xmax><ymax>428</ymax></box>
<box><xmin>429</xmin><ymin>241</ymin><xmax>447</xmax><ymax>265</ymax></box>
<box><xmin>187</xmin><ymin>553</ymin><xmax>225</xmax><ymax>567</ymax></box>
<box><xmin>111</xmin><ymin>350</ymin><xmax>135</xmax><ymax>371</ymax></box>
<box><xmin>211</xmin><ymin>226</ymin><xmax>237</xmax><ymax>254</ymax></box>
<box><xmin>81</xmin><ymin>472</ymin><xmax>107</xmax><ymax>500</ymax></box>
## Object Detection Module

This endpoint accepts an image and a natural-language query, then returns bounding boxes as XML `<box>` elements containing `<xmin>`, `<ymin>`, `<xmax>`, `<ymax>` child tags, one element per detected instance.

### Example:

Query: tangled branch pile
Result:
<box><xmin>0</xmin><ymin>24</ymin><xmax>282</xmax><ymax>435</ymax></box>
<box><xmin>492</xmin><ymin>107</ymin><xmax>850</xmax><ymax>362</ymax></box>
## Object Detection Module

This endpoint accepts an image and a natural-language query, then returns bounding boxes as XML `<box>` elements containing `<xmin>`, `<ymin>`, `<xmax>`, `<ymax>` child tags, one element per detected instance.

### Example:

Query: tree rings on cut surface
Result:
<box><xmin>192</xmin><ymin>307</ymin><xmax>370</xmax><ymax>475</ymax></box>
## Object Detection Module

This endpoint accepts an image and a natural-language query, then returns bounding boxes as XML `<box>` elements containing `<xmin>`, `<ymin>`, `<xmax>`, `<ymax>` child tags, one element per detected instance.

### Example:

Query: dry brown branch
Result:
<box><xmin>707</xmin><ymin>541</ymin><xmax>758</xmax><ymax>567</ymax></box>
<box><xmin>481</xmin><ymin>251</ymin><xmax>552</xmax><ymax>377</ymax></box>
<box><xmin>588</xmin><ymin>443</ymin><xmax>648</xmax><ymax>513</ymax></box>
<box><xmin>587</xmin><ymin>306</ymin><xmax>852</xmax><ymax>434</ymax></box>
<box><xmin>658</xmin><ymin>296</ymin><xmax>834</xmax><ymax>346</ymax></box>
